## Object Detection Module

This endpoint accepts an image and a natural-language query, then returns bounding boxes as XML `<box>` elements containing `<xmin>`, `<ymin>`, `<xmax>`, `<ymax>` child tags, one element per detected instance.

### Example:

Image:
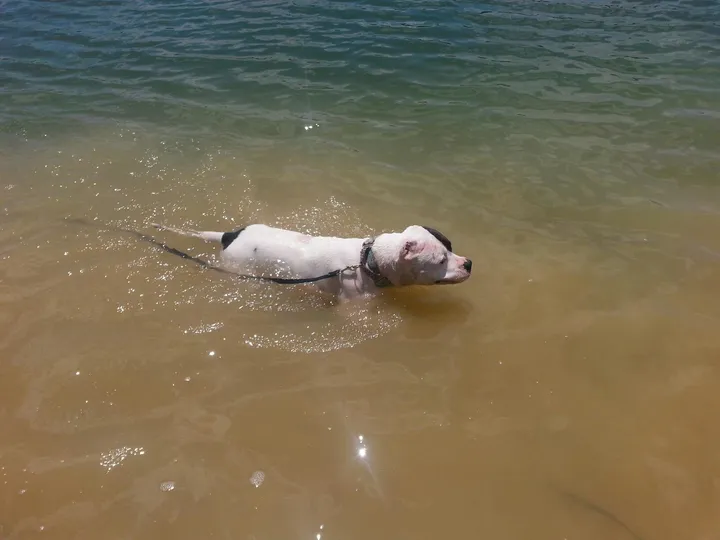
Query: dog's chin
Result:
<box><xmin>435</xmin><ymin>274</ymin><xmax>470</xmax><ymax>285</ymax></box>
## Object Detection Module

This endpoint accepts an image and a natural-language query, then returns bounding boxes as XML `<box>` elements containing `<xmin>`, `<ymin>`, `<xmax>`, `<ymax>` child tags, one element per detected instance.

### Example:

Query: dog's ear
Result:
<box><xmin>422</xmin><ymin>226</ymin><xmax>452</xmax><ymax>252</ymax></box>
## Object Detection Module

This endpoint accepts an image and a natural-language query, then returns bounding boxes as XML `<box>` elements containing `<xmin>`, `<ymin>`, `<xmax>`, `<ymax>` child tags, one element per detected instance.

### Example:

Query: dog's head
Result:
<box><xmin>374</xmin><ymin>225</ymin><xmax>472</xmax><ymax>286</ymax></box>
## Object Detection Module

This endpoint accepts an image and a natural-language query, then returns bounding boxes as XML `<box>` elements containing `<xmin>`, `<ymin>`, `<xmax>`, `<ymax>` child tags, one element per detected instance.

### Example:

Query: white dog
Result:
<box><xmin>152</xmin><ymin>223</ymin><xmax>472</xmax><ymax>301</ymax></box>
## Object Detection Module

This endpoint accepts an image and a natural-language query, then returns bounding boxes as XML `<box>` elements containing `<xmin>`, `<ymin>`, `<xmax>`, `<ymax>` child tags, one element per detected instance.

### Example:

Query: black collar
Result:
<box><xmin>360</xmin><ymin>238</ymin><xmax>392</xmax><ymax>288</ymax></box>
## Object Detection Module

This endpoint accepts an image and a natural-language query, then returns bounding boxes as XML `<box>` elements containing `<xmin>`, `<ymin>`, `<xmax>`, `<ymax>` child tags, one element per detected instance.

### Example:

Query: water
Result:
<box><xmin>1</xmin><ymin>0</ymin><xmax>720</xmax><ymax>538</ymax></box>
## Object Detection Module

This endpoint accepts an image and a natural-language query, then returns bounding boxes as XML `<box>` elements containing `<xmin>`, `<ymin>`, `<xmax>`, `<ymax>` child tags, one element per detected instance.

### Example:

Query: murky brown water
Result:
<box><xmin>2</xmin><ymin>131</ymin><xmax>720</xmax><ymax>540</ymax></box>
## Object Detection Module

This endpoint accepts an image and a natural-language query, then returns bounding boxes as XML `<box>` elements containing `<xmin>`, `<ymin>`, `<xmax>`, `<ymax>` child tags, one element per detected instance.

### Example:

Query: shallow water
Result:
<box><xmin>2</xmin><ymin>0</ymin><xmax>720</xmax><ymax>539</ymax></box>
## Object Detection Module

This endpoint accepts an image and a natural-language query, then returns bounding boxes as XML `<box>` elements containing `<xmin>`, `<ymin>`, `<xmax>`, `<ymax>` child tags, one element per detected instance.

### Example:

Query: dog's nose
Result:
<box><xmin>463</xmin><ymin>259</ymin><xmax>472</xmax><ymax>272</ymax></box>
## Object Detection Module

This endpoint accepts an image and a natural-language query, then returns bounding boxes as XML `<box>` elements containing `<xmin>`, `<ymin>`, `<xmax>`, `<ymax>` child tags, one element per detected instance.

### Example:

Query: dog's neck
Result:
<box><xmin>360</xmin><ymin>238</ymin><xmax>391</xmax><ymax>288</ymax></box>
<box><xmin>363</xmin><ymin>233</ymin><xmax>407</xmax><ymax>287</ymax></box>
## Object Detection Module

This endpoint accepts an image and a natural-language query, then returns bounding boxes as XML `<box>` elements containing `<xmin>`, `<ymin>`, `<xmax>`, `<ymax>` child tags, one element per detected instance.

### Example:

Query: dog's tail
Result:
<box><xmin>151</xmin><ymin>223</ymin><xmax>224</xmax><ymax>243</ymax></box>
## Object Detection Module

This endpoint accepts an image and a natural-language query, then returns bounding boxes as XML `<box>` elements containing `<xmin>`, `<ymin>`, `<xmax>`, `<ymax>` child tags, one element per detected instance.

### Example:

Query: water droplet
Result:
<box><xmin>160</xmin><ymin>481</ymin><xmax>175</xmax><ymax>492</ymax></box>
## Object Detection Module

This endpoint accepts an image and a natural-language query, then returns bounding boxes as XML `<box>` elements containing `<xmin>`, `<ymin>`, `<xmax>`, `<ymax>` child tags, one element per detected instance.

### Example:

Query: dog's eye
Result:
<box><xmin>440</xmin><ymin>255</ymin><xmax>448</xmax><ymax>264</ymax></box>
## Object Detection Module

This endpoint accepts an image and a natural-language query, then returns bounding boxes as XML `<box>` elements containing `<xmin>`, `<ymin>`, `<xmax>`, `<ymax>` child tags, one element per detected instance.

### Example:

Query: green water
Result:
<box><xmin>3</xmin><ymin>0</ymin><xmax>719</xmax><ymax>162</ymax></box>
<box><xmin>2</xmin><ymin>0</ymin><xmax>720</xmax><ymax>257</ymax></box>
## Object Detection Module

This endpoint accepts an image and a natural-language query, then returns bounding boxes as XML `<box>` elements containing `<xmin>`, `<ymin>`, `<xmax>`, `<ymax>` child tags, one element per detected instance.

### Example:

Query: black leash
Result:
<box><xmin>238</xmin><ymin>264</ymin><xmax>361</xmax><ymax>285</ymax></box>
<box><xmin>135</xmin><ymin>228</ymin><xmax>363</xmax><ymax>284</ymax></box>
<box><xmin>66</xmin><ymin>218</ymin><xmax>376</xmax><ymax>286</ymax></box>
